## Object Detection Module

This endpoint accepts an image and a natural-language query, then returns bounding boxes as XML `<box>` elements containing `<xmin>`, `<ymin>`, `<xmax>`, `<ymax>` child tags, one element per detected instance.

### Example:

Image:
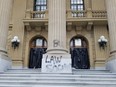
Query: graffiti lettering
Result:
<box><xmin>45</xmin><ymin>55</ymin><xmax>64</xmax><ymax>71</ymax></box>
<box><xmin>45</xmin><ymin>55</ymin><xmax>62</xmax><ymax>63</ymax></box>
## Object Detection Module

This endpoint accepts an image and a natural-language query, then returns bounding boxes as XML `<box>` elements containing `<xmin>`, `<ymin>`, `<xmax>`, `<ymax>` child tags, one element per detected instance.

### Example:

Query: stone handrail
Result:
<box><xmin>25</xmin><ymin>10</ymin><xmax>48</xmax><ymax>19</ymax></box>
<box><xmin>66</xmin><ymin>10</ymin><xmax>87</xmax><ymax>18</ymax></box>
<box><xmin>92</xmin><ymin>10</ymin><xmax>107</xmax><ymax>18</ymax></box>
<box><xmin>67</xmin><ymin>10</ymin><xmax>107</xmax><ymax>19</ymax></box>
<box><xmin>25</xmin><ymin>10</ymin><xmax>107</xmax><ymax>19</ymax></box>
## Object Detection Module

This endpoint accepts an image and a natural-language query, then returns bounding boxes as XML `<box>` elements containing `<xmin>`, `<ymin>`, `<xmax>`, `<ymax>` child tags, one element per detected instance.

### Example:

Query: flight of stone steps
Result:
<box><xmin>0</xmin><ymin>69</ymin><xmax>116</xmax><ymax>87</ymax></box>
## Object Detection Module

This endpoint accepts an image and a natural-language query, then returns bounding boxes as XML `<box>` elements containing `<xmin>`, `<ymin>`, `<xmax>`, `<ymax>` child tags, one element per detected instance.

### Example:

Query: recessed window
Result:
<box><xmin>71</xmin><ymin>0</ymin><xmax>84</xmax><ymax>10</ymax></box>
<box><xmin>71</xmin><ymin>0</ymin><xmax>84</xmax><ymax>17</ymax></box>
<box><xmin>34</xmin><ymin>0</ymin><xmax>47</xmax><ymax>18</ymax></box>
<box><xmin>34</xmin><ymin>0</ymin><xmax>47</xmax><ymax>11</ymax></box>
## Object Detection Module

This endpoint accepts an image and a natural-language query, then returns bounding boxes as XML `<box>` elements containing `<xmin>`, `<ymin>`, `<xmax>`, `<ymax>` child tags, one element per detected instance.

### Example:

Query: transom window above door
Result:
<box><xmin>70</xmin><ymin>37</ymin><xmax>87</xmax><ymax>48</ymax></box>
<box><xmin>30</xmin><ymin>37</ymin><xmax>47</xmax><ymax>48</ymax></box>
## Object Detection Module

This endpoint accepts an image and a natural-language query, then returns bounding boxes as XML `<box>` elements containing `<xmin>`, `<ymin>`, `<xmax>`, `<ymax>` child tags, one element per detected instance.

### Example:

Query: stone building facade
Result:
<box><xmin>0</xmin><ymin>0</ymin><xmax>116</xmax><ymax>72</ymax></box>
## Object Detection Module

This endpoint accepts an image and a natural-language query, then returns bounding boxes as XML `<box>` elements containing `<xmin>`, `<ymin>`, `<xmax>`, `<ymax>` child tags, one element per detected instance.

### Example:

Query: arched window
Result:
<box><xmin>70</xmin><ymin>0</ymin><xmax>84</xmax><ymax>17</ymax></box>
<box><xmin>30</xmin><ymin>37</ymin><xmax>47</xmax><ymax>48</ymax></box>
<box><xmin>70</xmin><ymin>37</ymin><xmax>87</xmax><ymax>48</ymax></box>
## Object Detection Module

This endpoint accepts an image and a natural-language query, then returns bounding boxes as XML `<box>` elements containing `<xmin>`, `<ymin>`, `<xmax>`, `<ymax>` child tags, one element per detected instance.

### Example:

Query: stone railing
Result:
<box><xmin>67</xmin><ymin>10</ymin><xmax>87</xmax><ymax>18</ymax></box>
<box><xmin>67</xmin><ymin>10</ymin><xmax>107</xmax><ymax>19</ymax></box>
<box><xmin>92</xmin><ymin>10</ymin><xmax>107</xmax><ymax>18</ymax></box>
<box><xmin>25</xmin><ymin>9</ymin><xmax>107</xmax><ymax>19</ymax></box>
<box><xmin>25</xmin><ymin>10</ymin><xmax>48</xmax><ymax>19</ymax></box>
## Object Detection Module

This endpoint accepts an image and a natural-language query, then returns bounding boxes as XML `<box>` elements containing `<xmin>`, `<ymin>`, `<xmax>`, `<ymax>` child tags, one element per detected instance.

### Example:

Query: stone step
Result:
<box><xmin>0</xmin><ymin>74</ymin><xmax>116</xmax><ymax>78</ymax></box>
<box><xmin>3</xmin><ymin>72</ymin><xmax>115</xmax><ymax>75</ymax></box>
<box><xmin>0</xmin><ymin>79</ymin><xmax>116</xmax><ymax>83</ymax></box>
<box><xmin>0</xmin><ymin>77</ymin><xmax>116</xmax><ymax>80</ymax></box>
<box><xmin>0</xmin><ymin>76</ymin><xmax>116</xmax><ymax>80</ymax></box>
<box><xmin>0</xmin><ymin>84</ymin><xmax>116</xmax><ymax>87</ymax></box>
<box><xmin>8</xmin><ymin>69</ymin><xmax>110</xmax><ymax>72</ymax></box>
<box><xmin>0</xmin><ymin>80</ymin><xmax>116</xmax><ymax>84</ymax></box>
<box><xmin>0</xmin><ymin>69</ymin><xmax>115</xmax><ymax>87</ymax></box>
<box><xmin>0</xmin><ymin>81</ymin><xmax>116</xmax><ymax>86</ymax></box>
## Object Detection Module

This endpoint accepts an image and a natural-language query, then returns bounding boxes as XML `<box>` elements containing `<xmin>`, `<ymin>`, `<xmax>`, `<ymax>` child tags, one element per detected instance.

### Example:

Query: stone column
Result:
<box><xmin>47</xmin><ymin>0</ymin><xmax>67</xmax><ymax>53</ymax></box>
<box><xmin>0</xmin><ymin>0</ymin><xmax>12</xmax><ymax>72</ymax></box>
<box><xmin>42</xmin><ymin>0</ymin><xmax>71</xmax><ymax>73</ymax></box>
<box><xmin>106</xmin><ymin>0</ymin><xmax>116</xmax><ymax>72</ymax></box>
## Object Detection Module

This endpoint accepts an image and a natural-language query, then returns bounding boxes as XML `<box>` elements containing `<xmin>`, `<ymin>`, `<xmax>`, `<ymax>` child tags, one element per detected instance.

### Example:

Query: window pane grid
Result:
<box><xmin>71</xmin><ymin>0</ymin><xmax>84</xmax><ymax>17</ymax></box>
<box><xmin>71</xmin><ymin>0</ymin><xmax>84</xmax><ymax>10</ymax></box>
<box><xmin>34</xmin><ymin>0</ymin><xmax>47</xmax><ymax>11</ymax></box>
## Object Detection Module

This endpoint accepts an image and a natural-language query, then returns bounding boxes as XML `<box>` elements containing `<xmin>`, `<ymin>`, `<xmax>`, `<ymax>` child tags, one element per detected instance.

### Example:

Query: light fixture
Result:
<box><xmin>98</xmin><ymin>36</ymin><xmax>108</xmax><ymax>49</ymax></box>
<box><xmin>11</xmin><ymin>36</ymin><xmax>20</xmax><ymax>49</ymax></box>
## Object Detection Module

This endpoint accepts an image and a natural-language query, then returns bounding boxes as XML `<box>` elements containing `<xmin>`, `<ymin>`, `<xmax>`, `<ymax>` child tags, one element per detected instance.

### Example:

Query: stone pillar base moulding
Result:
<box><xmin>106</xmin><ymin>55</ymin><xmax>116</xmax><ymax>72</ymax></box>
<box><xmin>0</xmin><ymin>54</ymin><xmax>12</xmax><ymax>72</ymax></box>
<box><xmin>42</xmin><ymin>53</ymin><xmax>72</xmax><ymax>73</ymax></box>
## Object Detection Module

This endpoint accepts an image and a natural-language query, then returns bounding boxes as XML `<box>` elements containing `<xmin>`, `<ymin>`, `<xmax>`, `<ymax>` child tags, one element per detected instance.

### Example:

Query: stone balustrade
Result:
<box><xmin>25</xmin><ymin>9</ymin><xmax>107</xmax><ymax>19</ymax></box>
<box><xmin>67</xmin><ymin>10</ymin><xmax>107</xmax><ymax>19</ymax></box>
<box><xmin>92</xmin><ymin>10</ymin><xmax>107</xmax><ymax>18</ymax></box>
<box><xmin>25</xmin><ymin>10</ymin><xmax>48</xmax><ymax>19</ymax></box>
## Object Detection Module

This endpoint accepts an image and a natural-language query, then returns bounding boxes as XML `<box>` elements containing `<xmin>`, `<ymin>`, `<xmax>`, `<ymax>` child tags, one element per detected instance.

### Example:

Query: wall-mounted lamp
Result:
<box><xmin>98</xmin><ymin>36</ymin><xmax>108</xmax><ymax>49</ymax></box>
<box><xmin>11</xmin><ymin>36</ymin><xmax>20</xmax><ymax>49</ymax></box>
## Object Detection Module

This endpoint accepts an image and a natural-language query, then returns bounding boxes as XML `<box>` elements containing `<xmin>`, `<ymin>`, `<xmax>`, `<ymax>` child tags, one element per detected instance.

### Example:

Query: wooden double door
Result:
<box><xmin>70</xmin><ymin>36</ymin><xmax>90</xmax><ymax>69</ymax></box>
<box><xmin>28</xmin><ymin>36</ymin><xmax>47</xmax><ymax>68</ymax></box>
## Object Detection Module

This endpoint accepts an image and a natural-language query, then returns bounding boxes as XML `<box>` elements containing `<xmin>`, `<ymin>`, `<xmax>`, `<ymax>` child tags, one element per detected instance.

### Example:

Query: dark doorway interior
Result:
<box><xmin>70</xmin><ymin>36</ymin><xmax>90</xmax><ymax>69</ymax></box>
<box><xmin>29</xmin><ymin>48</ymin><xmax>46</xmax><ymax>68</ymax></box>
<box><xmin>28</xmin><ymin>36</ymin><xmax>47</xmax><ymax>68</ymax></box>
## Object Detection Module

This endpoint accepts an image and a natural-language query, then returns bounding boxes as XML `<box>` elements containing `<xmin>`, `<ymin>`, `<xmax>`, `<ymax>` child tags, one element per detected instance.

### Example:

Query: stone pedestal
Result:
<box><xmin>41</xmin><ymin>0</ymin><xmax>72</xmax><ymax>73</ymax></box>
<box><xmin>0</xmin><ymin>0</ymin><xmax>12</xmax><ymax>72</ymax></box>
<box><xmin>0</xmin><ymin>55</ymin><xmax>12</xmax><ymax>72</ymax></box>
<box><xmin>42</xmin><ymin>54</ymin><xmax>71</xmax><ymax>73</ymax></box>
<box><xmin>106</xmin><ymin>0</ymin><xmax>116</xmax><ymax>72</ymax></box>
<box><xmin>106</xmin><ymin>56</ymin><xmax>116</xmax><ymax>72</ymax></box>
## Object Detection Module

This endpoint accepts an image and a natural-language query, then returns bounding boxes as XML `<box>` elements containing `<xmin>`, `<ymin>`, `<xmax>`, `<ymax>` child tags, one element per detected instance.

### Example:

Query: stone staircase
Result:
<box><xmin>0</xmin><ymin>69</ymin><xmax>116</xmax><ymax>87</ymax></box>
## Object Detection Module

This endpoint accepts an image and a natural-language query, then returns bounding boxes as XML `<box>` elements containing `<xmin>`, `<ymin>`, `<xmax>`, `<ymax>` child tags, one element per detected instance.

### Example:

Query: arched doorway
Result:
<box><xmin>28</xmin><ymin>36</ymin><xmax>47</xmax><ymax>68</ymax></box>
<box><xmin>70</xmin><ymin>36</ymin><xmax>90</xmax><ymax>69</ymax></box>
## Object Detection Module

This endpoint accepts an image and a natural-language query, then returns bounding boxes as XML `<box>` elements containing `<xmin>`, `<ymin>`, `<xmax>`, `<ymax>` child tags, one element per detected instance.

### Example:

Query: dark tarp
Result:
<box><xmin>71</xmin><ymin>48</ymin><xmax>90</xmax><ymax>69</ymax></box>
<box><xmin>28</xmin><ymin>48</ymin><xmax>46</xmax><ymax>68</ymax></box>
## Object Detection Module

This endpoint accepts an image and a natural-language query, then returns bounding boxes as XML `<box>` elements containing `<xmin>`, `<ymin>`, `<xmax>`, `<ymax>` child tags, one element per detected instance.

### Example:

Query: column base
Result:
<box><xmin>41</xmin><ymin>53</ymin><xmax>72</xmax><ymax>73</ymax></box>
<box><xmin>0</xmin><ymin>54</ymin><xmax>12</xmax><ymax>72</ymax></box>
<box><xmin>47</xmin><ymin>47</ymin><xmax>68</xmax><ymax>53</ymax></box>
<box><xmin>106</xmin><ymin>54</ymin><xmax>116</xmax><ymax>72</ymax></box>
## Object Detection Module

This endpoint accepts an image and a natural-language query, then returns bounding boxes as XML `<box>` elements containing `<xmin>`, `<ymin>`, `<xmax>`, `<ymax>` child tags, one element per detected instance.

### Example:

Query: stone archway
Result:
<box><xmin>28</xmin><ymin>36</ymin><xmax>47</xmax><ymax>68</ymax></box>
<box><xmin>70</xmin><ymin>35</ymin><xmax>90</xmax><ymax>69</ymax></box>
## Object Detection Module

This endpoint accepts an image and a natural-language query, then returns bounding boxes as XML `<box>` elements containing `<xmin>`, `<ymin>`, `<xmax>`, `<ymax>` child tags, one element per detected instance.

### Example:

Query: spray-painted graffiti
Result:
<box><xmin>45</xmin><ymin>55</ymin><xmax>65</xmax><ymax>71</ymax></box>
